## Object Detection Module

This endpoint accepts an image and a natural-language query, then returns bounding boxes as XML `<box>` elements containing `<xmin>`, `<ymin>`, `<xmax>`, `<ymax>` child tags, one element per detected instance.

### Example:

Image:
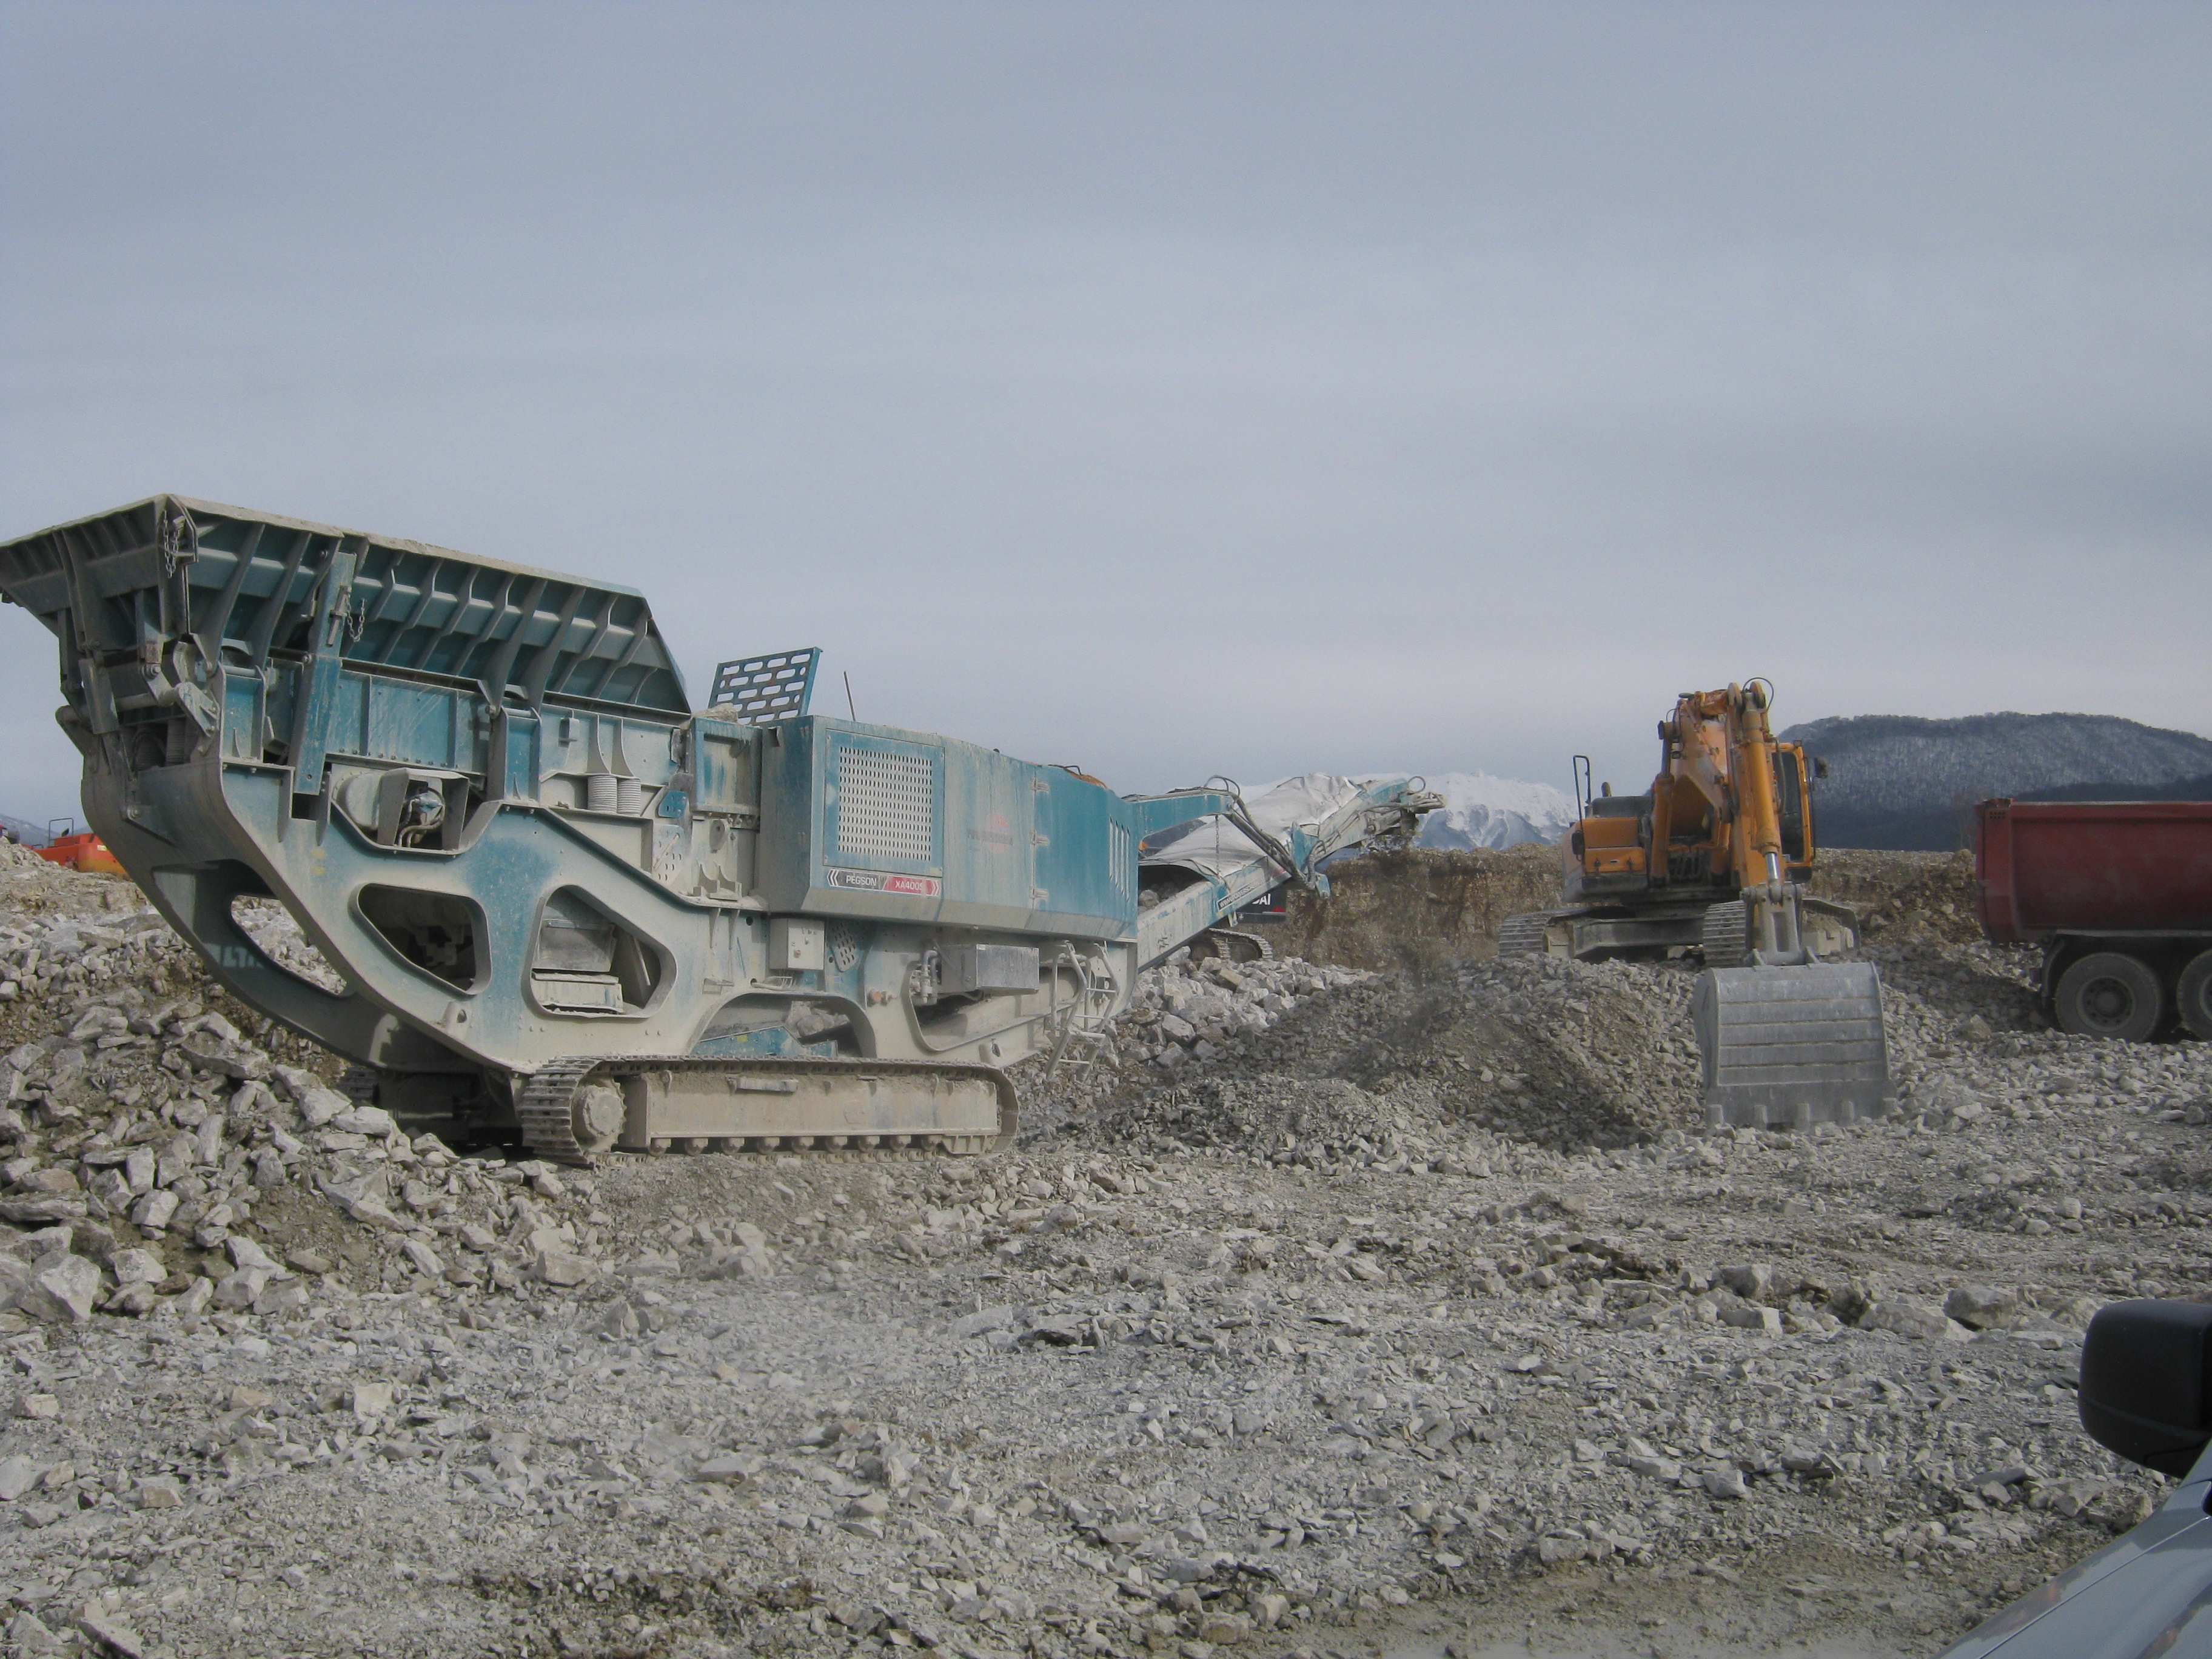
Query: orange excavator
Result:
<box><xmin>1501</xmin><ymin>682</ymin><xmax>1891</xmax><ymax>1129</ymax></box>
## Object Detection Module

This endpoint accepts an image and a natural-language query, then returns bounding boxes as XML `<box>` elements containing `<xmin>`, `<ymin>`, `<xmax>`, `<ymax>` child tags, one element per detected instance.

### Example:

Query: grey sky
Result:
<box><xmin>3</xmin><ymin>2</ymin><xmax>2207</xmax><ymax>824</ymax></box>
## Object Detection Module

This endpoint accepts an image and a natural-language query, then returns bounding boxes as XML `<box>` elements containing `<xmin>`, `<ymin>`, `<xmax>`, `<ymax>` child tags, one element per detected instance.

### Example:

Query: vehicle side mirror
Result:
<box><xmin>1813</xmin><ymin>758</ymin><xmax>1831</xmax><ymax>779</ymax></box>
<box><xmin>2080</xmin><ymin>1300</ymin><xmax>2212</xmax><ymax>1477</ymax></box>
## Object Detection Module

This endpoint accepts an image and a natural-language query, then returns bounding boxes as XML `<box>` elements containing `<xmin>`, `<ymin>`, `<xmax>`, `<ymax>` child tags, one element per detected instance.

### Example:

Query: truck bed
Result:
<box><xmin>1977</xmin><ymin>799</ymin><xmax>2212</xmax><ymax>942</ymax></box>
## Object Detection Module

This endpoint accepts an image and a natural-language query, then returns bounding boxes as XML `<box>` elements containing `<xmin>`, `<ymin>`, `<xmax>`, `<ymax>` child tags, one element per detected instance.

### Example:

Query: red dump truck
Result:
<box><xmin>1976</xmin><ymin>799</ymin><xmax>2212</xmax><ymax>1042</ymax></box>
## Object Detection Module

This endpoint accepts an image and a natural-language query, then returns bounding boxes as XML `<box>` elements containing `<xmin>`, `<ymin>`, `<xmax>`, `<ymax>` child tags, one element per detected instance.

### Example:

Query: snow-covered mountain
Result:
<box><xmin>1379</xmin><ymin>771</ymin><xmax>1575</xmax><ymax>851</ymax></box>
<box><xmin>1415</xmin><ymin>771</ymin><xmax>1574</xmax><ymax>850</ymax></box>
<box><xmin>1245</xmin><ymin>769</ymin><xmax>1573</xmax><ymax>851</ymax></box>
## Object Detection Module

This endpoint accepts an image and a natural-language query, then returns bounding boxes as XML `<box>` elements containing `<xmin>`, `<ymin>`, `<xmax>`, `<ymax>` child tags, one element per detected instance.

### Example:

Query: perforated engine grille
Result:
<box><xmin>836</xmin><ymin>746</ymin><xmax>935</xmax><ymax>863</ymax></box>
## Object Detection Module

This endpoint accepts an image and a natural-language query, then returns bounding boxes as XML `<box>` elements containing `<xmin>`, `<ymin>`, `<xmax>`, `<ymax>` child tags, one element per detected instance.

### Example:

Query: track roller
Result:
<box><xmin>516</xmin><ymin>1055</ymin><xmax>1018</xmax><ymax>1164</ymax></box>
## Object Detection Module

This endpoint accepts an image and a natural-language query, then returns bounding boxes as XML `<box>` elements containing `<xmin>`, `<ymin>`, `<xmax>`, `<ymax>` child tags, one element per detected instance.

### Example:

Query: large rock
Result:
<box><xmin>15</xmin><ymin>1254</ymin><xmax>101</xmax><ymax>1324</ymax></box>
<box><xmin>226</xmin><ymin>1236</ymin><xmax>280</xmax><ymax>1272</ymax></box>
<box><xmin>350</xmin><ymin>1382</ymin><xmax>394</xmax><ymax>1421</ymax></box>
<box><xmin>296</xmin><ymin>1087</ymin><xmax>352</xmax><ymax>1127</ymax></box>
<box><xmin>0</xmin><ymin>1197</ymin><xmax>85</xmax><ymax>1226</ymax></box>
<box><xmin>1719</xmin><ymin>1304</ymin><xmax>1784</xmax><ymax>1336</ymax></box>
<box><xmin>107</xmin><ymin>1247</ymin><xmax>164</xmax><ymax>1286</ymax></box>
<box><xmin>213</xmin><ymin>1267</ymin><xmax>272</xmax><ymax>1310</ymax></box>
<box><xmin>1860</xmin><ymin>1299</ymin><xmax>1969</xmax><ymax>1342</ymax></box>
<box><xmin>129</xmin><ymin>1189</ymin><xmax>178</xmax><ymax>1235</ymax></box>
<box><xmin>400</xmin><ymin>1238</ymin><xmax>444</xmax><ymax>1278</ymax></box>
<box><xmin>331</xmin><ymin>1106</ymin><xmax>397</xmax><ymax>1138</ymax></box>
<box><xmin>1945</xmin><ymin>1285</ymin><xmax>2020</xmax><ymax>1329</ymax></box>
<box><xmin>532</xmin><ymin>1248</ymin><xmax>597</xmax><ymax>1287</ymax></box>
<box><xmin>106</xmin><ymin>1283</ymin><xmax>159</xmax><ymax>1317</ymax></box>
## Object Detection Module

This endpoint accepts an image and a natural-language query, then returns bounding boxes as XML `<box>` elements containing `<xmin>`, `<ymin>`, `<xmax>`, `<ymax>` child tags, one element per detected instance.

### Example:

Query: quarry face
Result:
<box><xmin>0</xmin><ymin>846</ymin><xmax>2204</xmax><ymax>1658</ymax></box>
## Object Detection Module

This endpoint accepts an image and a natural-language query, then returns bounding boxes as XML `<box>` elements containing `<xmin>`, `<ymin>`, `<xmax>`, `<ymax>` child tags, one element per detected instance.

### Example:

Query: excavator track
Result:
<box><xmin>1700</xmin><ymin>900</ymin><xmax>1751</xmax><ymax>968</ymax></box>
<box><xmin>515</xmin><ymin>1054</ymin><xmax>1019</xmax><ymax>1165</ymax></box>
<box><xmin>1496</xmin><ymin>913</ymin><xmax>1553</xmax><ymax>957</ymax></box>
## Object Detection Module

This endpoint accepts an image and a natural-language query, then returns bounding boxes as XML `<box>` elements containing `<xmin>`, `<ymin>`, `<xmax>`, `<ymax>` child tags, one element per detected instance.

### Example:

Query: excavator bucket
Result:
<box><xmin>1691</xmin><ymin>963</ymin><xmax>1891</xmax><ymax>1130</ymax></box>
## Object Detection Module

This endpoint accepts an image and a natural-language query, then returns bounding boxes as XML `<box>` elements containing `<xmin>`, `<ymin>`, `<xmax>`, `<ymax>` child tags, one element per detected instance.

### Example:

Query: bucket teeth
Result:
<box><xmin>1692</xmin><ymin>963</ymin><xmax>1892</xmax><ymax>1130</ymax></box>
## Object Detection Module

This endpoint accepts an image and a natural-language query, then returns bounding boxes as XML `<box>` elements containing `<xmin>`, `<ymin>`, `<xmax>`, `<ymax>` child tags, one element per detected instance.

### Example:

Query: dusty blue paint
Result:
<box><xmin>1124</xmin><ymin>793</ymin><xmax>1232</xmax><ymax>841</ymax></box>
<box><xmin>755</xmin><ymin>717</ymin><xmax>1230</xmax><ymax>942</ymax></box>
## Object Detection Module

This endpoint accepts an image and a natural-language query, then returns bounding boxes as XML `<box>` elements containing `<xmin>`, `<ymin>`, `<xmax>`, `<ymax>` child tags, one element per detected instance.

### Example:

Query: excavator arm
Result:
<box><xmin>1723</xmin><ymin>681</ymin><xmax>1819</xmax><ymax>966</ymax></box>
<box><xmin>1692</xmin><ymin>682</ymin><xmax>1888</xmax><ymax>1127</ymax></box>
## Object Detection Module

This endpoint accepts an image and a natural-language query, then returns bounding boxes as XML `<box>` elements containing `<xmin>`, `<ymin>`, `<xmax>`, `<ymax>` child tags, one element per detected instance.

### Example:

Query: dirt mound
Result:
<box><xmin>1333</xmin><ymin>956</ymin><xmax>1704</xmax><ymax>1150</ymax></box>
<box><xmin>1871</xmin><ymin>939</ymin><xmax>2043</xmax><ymax>1033</ymax></box>
<box><xmin>1809</xmin><ymin>848</ymin><xmax>1985</xmax><ymax>945</ymax></box>
<box><xmin>1272</xmin><ymin>842</ymin><xmax>1989</xmax><ymax>971</ymax></box>
<box><xmin>1272</xmin><ymin>843</ymin><xmax>1562</xmax><ymax>970</ymax></box>
<box><xmin>1054</xmin><ymin>953</ymin><xmax>1706</xmax><ymax>1156</ymax></box>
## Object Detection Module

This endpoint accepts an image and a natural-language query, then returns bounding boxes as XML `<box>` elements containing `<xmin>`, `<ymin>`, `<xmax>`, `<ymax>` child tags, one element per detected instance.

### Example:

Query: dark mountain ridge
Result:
<box><xmin>1779</xmin><ymin>711</ymin><xmax>2212</xmax><ymax>850</ymax></box>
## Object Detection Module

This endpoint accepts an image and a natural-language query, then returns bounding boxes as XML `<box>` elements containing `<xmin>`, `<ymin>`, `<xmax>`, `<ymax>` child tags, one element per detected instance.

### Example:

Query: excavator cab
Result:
<box><xmin>1775</xmin><ymin>743</ymin><xmax>1814</xmax><ymax>872</ymax></box>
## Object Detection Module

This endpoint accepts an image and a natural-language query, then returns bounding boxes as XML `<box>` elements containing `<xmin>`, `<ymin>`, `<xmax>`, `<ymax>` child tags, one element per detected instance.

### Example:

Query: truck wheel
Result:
<box><xmin>2055</xmin><ymin>952</ymin><xmax>2164</xmax><ymax>1042</ymax></box>
<box><xmin>2177</xmin><ymin>950</ymin><xmax>2212</xmax><ymax>1041</ymax></box>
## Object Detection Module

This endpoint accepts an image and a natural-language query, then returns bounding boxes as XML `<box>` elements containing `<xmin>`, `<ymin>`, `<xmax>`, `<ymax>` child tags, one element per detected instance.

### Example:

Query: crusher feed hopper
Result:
<box><xmin>0</xmin><ymin>496</ymin><xmax>1438</xmax><ymax>1161</ymax></box>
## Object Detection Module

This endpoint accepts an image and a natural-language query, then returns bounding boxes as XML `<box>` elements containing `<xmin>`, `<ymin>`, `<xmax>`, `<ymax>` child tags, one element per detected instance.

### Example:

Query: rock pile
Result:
<box><xmin>0</xmin><ymin>883</ymin><xmax>609</xmax><ymax>1336</ymax></box>
<box><xmin>1105</xmin><ymin>953</ymin><xmax>1377</xmax><ymax>1073</ymax></box>
<box><xmin>1812</xmin><ymin>849</ymin><xmax>1988</xmax><ymax>947</ymax></box>
<box><xmin>0</xmin><ymin>850</ymin><xmax>2205</xmax><ymax>1658</ymax></box>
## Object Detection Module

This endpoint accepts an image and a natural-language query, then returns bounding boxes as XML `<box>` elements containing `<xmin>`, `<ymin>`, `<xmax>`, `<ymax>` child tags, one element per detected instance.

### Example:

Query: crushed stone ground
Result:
<box><xmin>0</xmin><ymin>846</ymin><xmax>2202</xmax><ymax>1658</ymax></box>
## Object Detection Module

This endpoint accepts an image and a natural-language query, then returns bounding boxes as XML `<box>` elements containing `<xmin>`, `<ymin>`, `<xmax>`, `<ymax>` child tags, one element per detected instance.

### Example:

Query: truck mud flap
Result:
<box><xmin>1692</xmin><ymin>963</ymin><xmax>1891</xmax><ymax>1130</ymax></box>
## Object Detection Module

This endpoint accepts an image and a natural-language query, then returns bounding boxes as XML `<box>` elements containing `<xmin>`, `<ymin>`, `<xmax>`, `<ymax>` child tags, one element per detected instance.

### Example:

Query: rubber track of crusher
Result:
<box><xmin>516</xmin><ymin>1055</ymin><xmax>1021</xmax><ymax>1165</ymax></box>
<box><xmin>1201</xmin><ymin>927</ymin><xmax>1275</xmax><ymax>962</ymax></box>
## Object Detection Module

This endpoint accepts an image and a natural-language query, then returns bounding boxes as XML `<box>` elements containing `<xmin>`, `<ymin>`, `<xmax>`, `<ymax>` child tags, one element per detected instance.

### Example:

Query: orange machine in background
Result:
<box><xmin>33</xmin><ymin>829</ymin><xmax>126</xmax><ymax>877</ymax></box>
<box><xmin>1500</xmin><ymin>680</ymin><xmax>1889</xmax><ymax>1131</ymax></box>
<box><xmin>1501</xmin><ymin>680</ymin><xmax>1858</xmax><ymax>966</ymax></box>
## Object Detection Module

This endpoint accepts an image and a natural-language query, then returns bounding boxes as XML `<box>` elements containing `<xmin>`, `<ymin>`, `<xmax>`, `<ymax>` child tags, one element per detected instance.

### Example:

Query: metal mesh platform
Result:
<box><xmin>708</xmin><ymin>648</ymin><xmax>819</xmax><ymax>721</ymax></box>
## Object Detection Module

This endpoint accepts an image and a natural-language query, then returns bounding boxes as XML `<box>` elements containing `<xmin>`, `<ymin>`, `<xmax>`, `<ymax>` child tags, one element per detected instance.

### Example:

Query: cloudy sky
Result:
<box><xmin>2</xmin><ymin>2</ymin><xmax>2207</xmax><ymax>823</ymax></box>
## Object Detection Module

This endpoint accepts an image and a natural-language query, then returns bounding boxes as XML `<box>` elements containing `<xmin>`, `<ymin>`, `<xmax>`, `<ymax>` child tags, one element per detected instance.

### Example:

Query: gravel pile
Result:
<box><xmin>1814</xmin><ymin>851</ymin><xmax>1988</xmax><ymax>948</ymax></box>
<box><xmin>0</xmin><ymin>848</ymin><xmax>613</xmax><ymax>1342</ymax></box>
<box><xmin>1103</xmin><ymin>954</ymin><xmax>1378</xmax><ymax>1074</ymax></box>
<box><xmin>1873</xmin><ymin>940</ymin><xmax>2043</xmax><ymax>1035</ymax></box>
<box><xmin>1342</xmin><ymin>956</ymin><xmax>1704</xmax><ymax>1150</ymax></box>
<box><xmin>0</xmin><ymin>850</ymin><xmax>2206</xmax><ymax>1658</ymax></box>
